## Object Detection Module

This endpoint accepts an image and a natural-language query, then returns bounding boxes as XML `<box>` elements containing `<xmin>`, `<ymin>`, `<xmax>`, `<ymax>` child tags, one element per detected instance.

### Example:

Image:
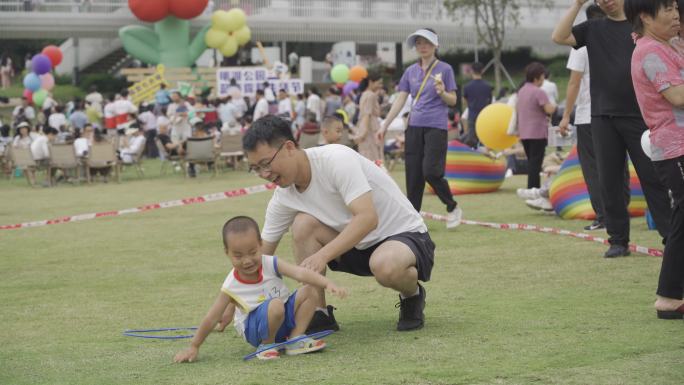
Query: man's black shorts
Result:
<box><xmin>327</xmin><ymin>231</ymin><xmax>435</xmax><ymax>282</ymax></box>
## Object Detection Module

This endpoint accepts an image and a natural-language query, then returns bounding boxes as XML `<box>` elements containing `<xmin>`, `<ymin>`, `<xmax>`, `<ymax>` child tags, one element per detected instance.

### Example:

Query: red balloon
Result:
<box><xmin>128</xmin><ymin>0</ymin><xmax>169</xmax><ymax>22</ymax></box>
<box><xmin>42</xmin><ymin>45</ymin><xmax>63</xmax><ymax>67</ymax></box>
<box><xmin>168</xmin><ymin>0</ymin><xmax>208</xmax><ymax>19</ymax></box>
<box><xmin>23</xmin><ymin>89</ymin><xmax>33</xmax><ymax>104</ymax></box>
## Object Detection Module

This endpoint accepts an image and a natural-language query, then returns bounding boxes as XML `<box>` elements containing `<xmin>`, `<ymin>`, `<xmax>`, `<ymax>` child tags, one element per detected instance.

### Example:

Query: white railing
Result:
<box><xmin>0</xmin><ymin>0</ymin><xmax>569</xmax><ymax>21</ymax></box>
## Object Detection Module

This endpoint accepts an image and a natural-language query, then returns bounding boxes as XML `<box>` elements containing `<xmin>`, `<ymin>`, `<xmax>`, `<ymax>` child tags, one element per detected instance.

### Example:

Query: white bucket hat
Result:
<box><xmin>406</xmin><ymin>29</ymin><xmax>439</xmax><ymax>48</ymax></box>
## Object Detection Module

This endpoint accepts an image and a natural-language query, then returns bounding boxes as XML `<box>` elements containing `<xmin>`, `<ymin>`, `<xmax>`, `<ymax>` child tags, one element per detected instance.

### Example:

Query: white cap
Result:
<box><xmin>406</xmin><ymin>29</ymin><xmax>439</xmax><ymax>48</ymax></box>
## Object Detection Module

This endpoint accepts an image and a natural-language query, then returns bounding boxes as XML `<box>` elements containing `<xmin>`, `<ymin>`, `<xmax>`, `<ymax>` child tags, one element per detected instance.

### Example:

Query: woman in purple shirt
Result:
<box><xmin>381</xmin><ymin>28</ymin><xmax>462</xmax><ymax>229</ymax></box>
<box><xmin>516</xmin><ymin>62</ymin><xmax>556</xmax><ymax>188</ymax></box>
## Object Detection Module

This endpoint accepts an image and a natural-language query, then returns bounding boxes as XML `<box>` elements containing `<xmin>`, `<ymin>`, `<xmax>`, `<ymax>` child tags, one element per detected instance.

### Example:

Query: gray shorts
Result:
<box><xmin>327</xmin><ymin>231</ymin><xmax>435</xmax><ymax>282</ymax></box>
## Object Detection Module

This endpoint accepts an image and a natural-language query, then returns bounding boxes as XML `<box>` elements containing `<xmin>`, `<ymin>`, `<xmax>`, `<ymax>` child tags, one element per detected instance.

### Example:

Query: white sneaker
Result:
<box><xmin>505</xmin><ymin>169</ymin><xmax>513</xmax><ymax>178</ymax></box>
<box><xmin>525</xmin><ymin>197</ymin><xmax>554</xmax><ymax>211</ymax></box>
<box><xmin>446</xmin><ymin>206</ymin><xmax>463</xmax><ymax>229</ymax></box>
<box><xmin>516</xmin><ymin>187</ymin><xmax>541</xmax><ymax>200</ymax></box>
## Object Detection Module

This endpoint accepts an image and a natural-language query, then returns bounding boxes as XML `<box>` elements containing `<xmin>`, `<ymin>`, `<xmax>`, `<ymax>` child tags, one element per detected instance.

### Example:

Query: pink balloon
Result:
<box><xmin>40</xmin><ymin>73</ymin><xmax>55</xmax><ymax>91</ymax></box>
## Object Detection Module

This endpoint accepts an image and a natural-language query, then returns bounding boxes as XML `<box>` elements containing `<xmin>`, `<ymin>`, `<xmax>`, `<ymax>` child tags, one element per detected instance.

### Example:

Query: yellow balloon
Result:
<box><xmin>211</xmin><ymin>10</ymin><xmax>231</xmax><ymax>32</ymax></box>
<box><xmin>205</xmin><ymin>28</ymin><xmax>227</xmax><ymax>49</ymax></box>
<box><xmin>220</xmin><ymin>36</ymin><xmax>239</xmax><ymax>57</ymax></box>
<box><xmin>234</xmin><ymin>26</ymin><xmax>251</xmax><ymax>46</ymax></box>
<box><xmin>475</xmin><ymin>103</ymin><xmax>518</xmax><ymax>151</ymax></box>
<box><xmin>225</xmin><ymin>8</ymin><xmax>247</xmax><ymax>32</ymax></box>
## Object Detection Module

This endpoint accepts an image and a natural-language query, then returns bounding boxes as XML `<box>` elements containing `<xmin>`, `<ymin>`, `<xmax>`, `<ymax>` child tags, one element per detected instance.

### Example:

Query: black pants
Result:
<box><xmin>144</xmin><ymin>129</ymin><xmax>159</xmax><ymax>158</ymax></box>
<box><xmin>592</xmin><ymin>116</ymin><xmax>671</xmax><ymax>246</ymax></box>
<box><xmin>576</xmin><ymin>123</ymin><xmax>631</xmax><ymax>224</ymax></box>
<box><xmin>404</xmin><ymin>126</ymin><xmax>457</xmax><ymax>212</ymax></box>
<box><xmin>576</xmin><ymin>124</ymin><xmax>604</xmax><ymax>222</ymax></box>
<box><xmin>521</xmin><ymin>138</ymin><xmax>547</xmax><ymax>189</ymax></box>
<box><xmin>654</xmin><ymin>156</ymin><xmax>684</xmax><ymax>299</ymax></box>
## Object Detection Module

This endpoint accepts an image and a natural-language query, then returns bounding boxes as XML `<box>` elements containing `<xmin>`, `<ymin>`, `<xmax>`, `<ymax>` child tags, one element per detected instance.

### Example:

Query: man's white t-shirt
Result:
<box><xmin>13</xmin><ymin>105</ymin><xmax>35</xmax><ymax>120</ymax></box>
<box><xmin>566</xmin><ymin>47</ymin><xmax>591</xmax><ymax>125</ymax></box>
<box><xmin>253</xmin><ymin>98</ymin><xmax>269</xmax><ymax>120</ymax></box>
<box><xmin>277</xmin><ymin>98</ymin><xmax>293</xmax><ymax>117</ymax></box>
<box><xmin>48</xmin><ymin>113</ymin><xmax>67</xmax><ymax>131</ymax></box>
<box><xmin>73</xmin><ymin>137</ymin><xmax>90</xmax><ymax>157</ymax></box>
<box><xmin>30</xmin><ymin>135</ymin><xmax>50</xmax><ymax>160</ymax></box>
<box><xmin>262</xmin><ymin>144</ymin><xmax>427</xmax><ymax>250</ymax></box>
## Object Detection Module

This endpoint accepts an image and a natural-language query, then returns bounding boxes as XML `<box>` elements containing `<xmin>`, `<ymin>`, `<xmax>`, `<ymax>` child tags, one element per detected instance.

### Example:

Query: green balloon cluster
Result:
<box><xmin>205</xmin><ymin>9</ymin><xmax>251</xmax><ymax>58</ymax></box>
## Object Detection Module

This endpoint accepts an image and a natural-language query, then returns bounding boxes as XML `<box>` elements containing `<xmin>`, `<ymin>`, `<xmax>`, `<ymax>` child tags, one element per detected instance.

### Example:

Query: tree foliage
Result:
<box><xmin>444</xmin><ymin>0</ymin><xmax>549</xmax><ymax>90</ymax></box>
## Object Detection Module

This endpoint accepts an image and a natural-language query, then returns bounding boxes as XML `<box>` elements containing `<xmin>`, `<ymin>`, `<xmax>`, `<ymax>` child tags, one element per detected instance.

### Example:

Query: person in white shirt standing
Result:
<box><xmin>243</xmin><ymin>115</ymin><xmax>435</xmax><ymax>333</ymax></box>
<box><xmin>253</xmin><ymin>89</ymin><xmax>269</xmax><ymax>121</ymax></box>
<box><xmin>114</xmin><ymin>90</ymin><xmax>137</xmax><ymax>132</ymax></box>
<box><xmin>557</xmin><ymin>4</ymin><xmax>608</xmax><ymax>232</ymax></box>
<box><xmin>218</xmin><ymin>96</ymin><xmax>240</xmax><ymax>134</ymax></box>
<box><xmin>276</xmin><ymin>89</ymin><xmax>293</xmax><ymax>120</ymax></box>
<box><xmin>540</xmin><ymin>69</ymin><xmax>559</xmax><ymax>106</ymax></box>
<box><xmin>306</xmin><ymin>87</ymin><xmax>322</xmax><ymax>123</ymax></box>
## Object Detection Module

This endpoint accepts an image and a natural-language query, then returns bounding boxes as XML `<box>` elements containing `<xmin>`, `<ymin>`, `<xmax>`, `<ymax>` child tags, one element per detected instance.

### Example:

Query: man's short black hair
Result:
<box><xmin>625</xmin><ymin>0</ymin><xmax>677</xmax><ymax>34</ymax></box>
<box><xmin>585</xmin><ymin>4</ymin><xmax>605</xmax><ymax>19</ymax></box>
<box><xmin>242</xmin><ymin>115</ymin><xmax>297</xmax><ymax>152</ymax></box>
<box><xmin>471</xmin><ymin>62</ymin><xmax>484</xmax><ymax>74</ymax></box>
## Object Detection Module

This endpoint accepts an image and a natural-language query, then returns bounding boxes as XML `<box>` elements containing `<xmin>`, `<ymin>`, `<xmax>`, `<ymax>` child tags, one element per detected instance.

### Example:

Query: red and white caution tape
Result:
<box><xmin>0</xmin><ymin>183</ymin><xmax>276</xmax><ymax>231</ymax></box>
<box><xmin>0</xmin><ymin>182</ymin><xmax>664</xmax><ymax>258</ymax></box>
<box><xmin>421</xmin><ymin>211</ymin><xmax>664</xmax><ymax>257</ymax></box>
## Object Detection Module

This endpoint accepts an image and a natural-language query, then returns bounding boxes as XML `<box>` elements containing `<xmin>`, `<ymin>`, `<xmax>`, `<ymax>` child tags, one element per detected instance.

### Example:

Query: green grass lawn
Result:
<box><xmin>0</xmin><ymin>161</ymin><xmax>680</xmax><ymax>385</ymax></box>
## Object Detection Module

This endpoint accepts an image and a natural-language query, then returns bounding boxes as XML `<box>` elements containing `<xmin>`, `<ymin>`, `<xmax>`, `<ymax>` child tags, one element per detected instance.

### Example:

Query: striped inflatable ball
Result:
<box><xmin>428</xmin><ymin>140</ymin><xmax>506</xmax><ymax>195</ymax></box>
<box><xmin>549</xmin><ymin>146</ymin><xmax>647</xmax><ymax>219</ymax></box>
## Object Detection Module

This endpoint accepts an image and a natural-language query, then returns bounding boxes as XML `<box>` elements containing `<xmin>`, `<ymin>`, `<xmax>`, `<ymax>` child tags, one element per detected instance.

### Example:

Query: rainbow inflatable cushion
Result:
<box><xmin>549</xmin><ymin>146</ymin><xmax>647</xmax><ymax>219</ymax></box>
<box><xmin>428</xmin><ymin>140</ymin><xmax>507</xmax><ymax>195</ymax></box>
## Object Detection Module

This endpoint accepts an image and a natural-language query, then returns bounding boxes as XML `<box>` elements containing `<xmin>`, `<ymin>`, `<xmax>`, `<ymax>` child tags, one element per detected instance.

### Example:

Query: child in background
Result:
<box><xmin>297</xmin><ymin>112</ymin><xmax>320</xmax><ymax>149</ymax></box>
<box><xmin>321</xmin><ymin>115</ymin><xmax>343</xmax><ymax>144</ymax></box>
<box><xmin>174</xmin><ymin>216</ymin><xmax>348</xmax><ymax>362</ymax></box>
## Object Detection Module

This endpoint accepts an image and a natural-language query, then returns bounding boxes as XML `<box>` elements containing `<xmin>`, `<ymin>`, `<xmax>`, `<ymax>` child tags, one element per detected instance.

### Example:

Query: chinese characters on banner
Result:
<box><xmin>216</xmin><ymin>67</ymin><xmax>304</xmax><ymax>98</ymax></box>
<box><xmin>128</xmin><ymin>65</ymin><xmax>167</xmax><ymax>106</ymax></box>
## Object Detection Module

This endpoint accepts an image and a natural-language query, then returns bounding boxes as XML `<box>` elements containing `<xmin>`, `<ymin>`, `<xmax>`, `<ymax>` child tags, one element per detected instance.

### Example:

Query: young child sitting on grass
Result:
<box><xmin>174</xmin><ymin>216</ymin><xmax>348</xmax><ymax>362</ymax></box>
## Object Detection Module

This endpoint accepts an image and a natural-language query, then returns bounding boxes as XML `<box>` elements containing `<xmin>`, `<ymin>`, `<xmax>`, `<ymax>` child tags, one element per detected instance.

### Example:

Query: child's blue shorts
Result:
<box><xmin>244</xmin><ymin>290</ymin><xmax>298</xmax><ymax>347</ymax></box>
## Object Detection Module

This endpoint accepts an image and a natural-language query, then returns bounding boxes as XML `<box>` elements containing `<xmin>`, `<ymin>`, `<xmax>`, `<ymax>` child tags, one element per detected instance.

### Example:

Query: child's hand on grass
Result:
<box><xmin>174</xmin><ymin>346</ymin><xmax>199</xmax><ymax>363</ymax></box>
<box><xmin>326</xmin><ymin>283</ymin><xmax>349</xmax><ymax>299</ymax></box>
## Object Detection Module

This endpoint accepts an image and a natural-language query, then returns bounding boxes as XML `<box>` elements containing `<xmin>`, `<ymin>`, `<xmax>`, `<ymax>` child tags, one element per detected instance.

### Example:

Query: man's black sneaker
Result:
<box><xmin>396</xmin><ymin>284</ymin><xmax>425</xmax><ymax>331</ymax></box>
<box><xmin>584</xmin><ymin>220</ymin><xmax>605</xmax><ymax>231</ymax></box>
<box><xmin>306</xmin><ymin>305</ymin><xmax>339</xmax><ymax>334</ymax></box>
<box><xmin>604</xmin><ymin>244</ymin><xmax>630</xmax><ymax>258</ymax></box>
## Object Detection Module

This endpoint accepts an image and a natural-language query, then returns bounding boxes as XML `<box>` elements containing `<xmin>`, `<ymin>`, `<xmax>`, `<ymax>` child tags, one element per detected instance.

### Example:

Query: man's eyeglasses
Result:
<box><xmin>248</xmin><ymin>142</ymin><xmax>286</xmax><ymax>175</ymax></box>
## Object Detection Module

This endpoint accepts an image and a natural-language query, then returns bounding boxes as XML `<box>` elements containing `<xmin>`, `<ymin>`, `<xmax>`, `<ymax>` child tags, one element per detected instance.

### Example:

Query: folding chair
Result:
<box><xmin>119</xmin><ymin>137</ymin><xmax>147</xmax><ymax>178</ymax></box>
<box><xmin>184</xmin><ymin>137</ymin><xmax>218</xmax><ymax>178</ymax></box>
<box><xmin>9</xmin><ymin>146</ymin><xmax>37</xmax><ymax>186</ymax></box>
<box><xmin>155</xmin><ymin>138</ymin><xmax>183</xmax><ymax>175</ymax></box>
<box><xmin>48</xmin><ymin>143</ymin><xmax>80</xmax><ymax>186</ymax></box>
<box><xmin>218</xmin><ymin>132</ymin><xmax>244</xmax><ymax>171</ymax></box>
<box><xmin>87</xmin><ymin>141</ymin><xmax>120</xmax><ymax>183</ymax></box>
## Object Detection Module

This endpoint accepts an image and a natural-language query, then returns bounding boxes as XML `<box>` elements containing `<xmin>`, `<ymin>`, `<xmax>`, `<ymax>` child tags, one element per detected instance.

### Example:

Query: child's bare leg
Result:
<box><xmin>216</xmin><ymin>303</ymin><xmax>235</xmax><ymax>332</ymax></box>
<box><xmin>262</xmin><ymin>298</ymin><xmax>285</xmax><ymax>344</ymax></box>
<box><xmin>290</xmin><ymin>286</ymin><xmax>319</xmax><ymax>337</ymax></box>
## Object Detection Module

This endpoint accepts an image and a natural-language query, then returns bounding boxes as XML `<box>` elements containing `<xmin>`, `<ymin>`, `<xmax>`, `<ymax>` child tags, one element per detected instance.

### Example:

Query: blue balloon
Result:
<box><xmin>23</xmin><ymin>73</ymin><xmax>41</xmax><ymax>92</ymax></box>
<box><xmin>31</xmin><ymin>54</ymin><xmax>52</xmax><ymax>75</ymax></box>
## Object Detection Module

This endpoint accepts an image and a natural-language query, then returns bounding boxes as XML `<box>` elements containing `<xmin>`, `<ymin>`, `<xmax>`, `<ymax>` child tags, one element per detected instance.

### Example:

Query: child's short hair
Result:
<box><xmin>222</xmin><ymin>216</ymin><xmax>261</xmax><ymax>249</ymax></box>
<box><xmin>321</xmin><ymin>115</ymin><xmax>342</xmax><ymax>131</ymax></box>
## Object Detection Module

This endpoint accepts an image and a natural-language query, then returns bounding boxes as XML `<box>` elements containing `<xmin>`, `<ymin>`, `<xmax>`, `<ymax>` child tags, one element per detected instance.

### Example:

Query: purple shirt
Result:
<box><xmin>516</xmin><ymin>83</ymin><xmax>550</xmax><ymax>140</ymax></box>
<box><xmin>399</xmin><ymin>61</ymin><xmax>457</xmax><ymax>130</ymax></box>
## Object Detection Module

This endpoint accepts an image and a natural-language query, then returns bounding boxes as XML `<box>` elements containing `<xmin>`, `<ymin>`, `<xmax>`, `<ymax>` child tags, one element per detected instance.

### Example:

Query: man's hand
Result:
<box><xmin>326</xmin><ymin>283</ymin><xmax>349</xmax><ymax>299</ymax></box>
<box><xmin>558</xmin><ymin>116</ymin><xmax>571</xmax><ymax>137</ymax></box>
<box><xmin>301</xmin><ymin>252</ymin><xmax>328</xmax><ymax>274</ymax></box>
<box><xmin>174</xmin><ymin>346</ymin><xmax>199</xmax><ymax>363</ymax></box>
